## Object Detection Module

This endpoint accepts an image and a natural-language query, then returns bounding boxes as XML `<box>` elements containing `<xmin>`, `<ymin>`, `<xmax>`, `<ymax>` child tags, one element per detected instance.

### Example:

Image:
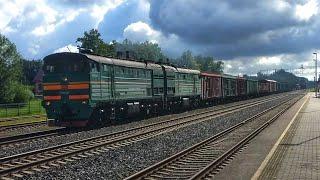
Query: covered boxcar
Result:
<box><xmin>269</xmin><ymin>80</ymin><xmax>277</xmax><ymax>92</ymax></box>
<box><xmin>222</xmin><ymin>74</ymin><xmax>237</xmax><ymax>98</ymax></box>
<box><xmin>277</xmin><ymin>82</ymin><xmax>289</xmax><ymax>92</ymax></box>
<box><xmin>259</xmin><ymin>79</ymin><xmax>277</xmax><ymax>94</ymax></box>
<box><xmin>200</xmin><ymin>72</ymin><xmax>222</xmax><ymax>103</ymax></box>
<box><xmin>236</xmin><ymin>77</ymin><xmax>246</xmax><ymax>97</ymax></box>
<box><xmin>246</xmin><ymin>79</ymin><xmax>259</xmax><ymax>96</ymax></box>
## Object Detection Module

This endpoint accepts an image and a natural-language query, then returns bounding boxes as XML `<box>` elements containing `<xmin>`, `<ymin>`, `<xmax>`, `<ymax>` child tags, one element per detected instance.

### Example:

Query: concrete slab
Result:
<box><xmin>255</xmin><ymin>93</ymin><xmax>320</xmax><ymax>180</ymax></box>
<box><xmin>212</xmin><ymin>93</ymin><xmax>309</xmax><ymax>180</ymax></box>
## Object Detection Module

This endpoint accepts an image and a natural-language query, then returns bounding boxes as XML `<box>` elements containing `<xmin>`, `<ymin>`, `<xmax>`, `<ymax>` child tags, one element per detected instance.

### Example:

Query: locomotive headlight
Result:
<box><xmin>46</xmin><ymin>101</ymin><xmax>51</xmax><ymax>106</ymax></box>
<box><xmin>63</xmin><ymin>77</ymin><xmax>68</xmax><ymax>82</ymax></box>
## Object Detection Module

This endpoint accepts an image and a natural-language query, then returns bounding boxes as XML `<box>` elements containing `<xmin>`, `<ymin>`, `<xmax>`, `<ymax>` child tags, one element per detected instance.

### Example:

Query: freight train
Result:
<box><xmin>42</xmin><ymin>52</ymin><xmax>290</xmax><ymax>127</ymax></box>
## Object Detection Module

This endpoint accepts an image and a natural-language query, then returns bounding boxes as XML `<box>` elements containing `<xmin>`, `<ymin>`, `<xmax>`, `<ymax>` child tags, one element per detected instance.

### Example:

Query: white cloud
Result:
<box><xmin>0</xmin><ymin>0</ymin><xmax>126</xmax><ymax>58</ymax></box>
<box><xmin>226</xmin><ymin>64</ymin><xmax>233</xmax><ymax>69</ymax></box>
<box><xmin>31</xmin><ymin>6</ymin><xmax>88</xmax><ymax>36</ymax></box>
<box><xmin>122</xmin><ymin>21</ymin><xmax>190</xmax><ymax>57</ymax></box>
<box><xmin>90</xmin><ymin>0</ymin><xmax>124</xmax><ymax>28</ymax></box>
<box><xmin>123</xmin><ymin>21</ymin><xmax>160</xmax><ymax>43</ymax></box>
<box><xmin>54</xmin><ymin>44</ymin><xmax>79</xmax><ymax>53</ymax></box>
<box><xmin>274</xmin><ymin>0</ymin><xmax>291</xmax><ymax>12</ymax></box>
<box><xmin>221</xmin><ymin>51</ymin><xmax>320</xmax><ymax>80</ymax></box>
<box><xmin>0</xmin><ymin>1</ymin><xmax>20</xmax><ymax>30</ymax></box>
<box><xmin>295</xmin><ymin>0</ymin><xmax>319</xmax><ymax>21</ymax></box>
<box><xmin>2</xmin><ymin>26</ymin><xmax>17</xmax><ymax>34</ymax></box>
<box><xmin>258</xmin><ymin>56</ymin><xmax>282</xmax><ymax>65</ymax></box>
<box><xmin>32</xmin><ymin>24</ymin><xmax>56</xmax><ymax>36</ymax></box>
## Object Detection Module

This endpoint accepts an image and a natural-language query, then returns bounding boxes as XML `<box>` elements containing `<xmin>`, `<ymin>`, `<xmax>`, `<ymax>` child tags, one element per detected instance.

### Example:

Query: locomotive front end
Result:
<box><xmin>42</xmin><ymin>53</ymin><xmax>93</xmax><ymax>127</ymax></box>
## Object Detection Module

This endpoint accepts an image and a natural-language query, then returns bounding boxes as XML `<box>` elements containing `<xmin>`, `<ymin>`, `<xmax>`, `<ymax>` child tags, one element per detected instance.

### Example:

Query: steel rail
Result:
<box><xmin>0</xmin><ymin>128</ymin><xmax>66</xmax><ymax>146</ymax></box>
<box><xmin>190</xmin><ymin>95</ymin><xmax>304</xmax><ymax>179</ymax></box>
<box><xmin>124</xmin><ymin>94</ymin><xmax>303</xmax><ymax>180</ymax></box>
<box><xmin>0</xmin><ymin>93</ymin><xmax>296</xmax><ymax>178</ymax></box>
<box><xmin>0</xmin><ymin>94</ymin><xmax>287</xmax><ymax>147</ymax></box>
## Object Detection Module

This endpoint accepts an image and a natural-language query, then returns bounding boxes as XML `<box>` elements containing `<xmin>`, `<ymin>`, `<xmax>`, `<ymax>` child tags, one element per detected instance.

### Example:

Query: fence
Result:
<box><xmin>0</xmin><ymin>100</ymin><xmax>45</xmax><ymax>118</ymax></box>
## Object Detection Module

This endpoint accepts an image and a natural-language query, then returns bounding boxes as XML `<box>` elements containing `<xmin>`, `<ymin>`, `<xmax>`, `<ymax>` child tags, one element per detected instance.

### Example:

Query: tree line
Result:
<box><xmin>76</xmin><ymin>29</ymin><xmax>224</xmax><ymax>73</ymax></box>
<box><xmin>0</xmin><ymin>29</ymin><xmax>224</xmax><ymax>104</ymax></box>
<box><xmin>254</xmin><ymin>69</ymin><xmax>309</xmax><ymax>89</ymax></box>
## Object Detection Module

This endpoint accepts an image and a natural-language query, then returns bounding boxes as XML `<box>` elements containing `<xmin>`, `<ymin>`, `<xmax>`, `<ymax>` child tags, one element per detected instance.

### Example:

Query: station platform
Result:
<box><xmin>254</xmin><ymin>93</ymin><xmax>319</xmax><ymax>180</ymax></box>
<box><xmin>213</xmin><ymin>93</ymin><xmax>320</xmax><ymax>180</ymax></box>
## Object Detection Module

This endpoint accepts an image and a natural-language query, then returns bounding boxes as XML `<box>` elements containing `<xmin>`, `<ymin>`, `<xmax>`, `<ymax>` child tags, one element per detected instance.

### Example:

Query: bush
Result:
<box><xmin>1</xmin><ymin>82</ymin><xmax>16</xmax><ymax>103</ymax></box>
<box><xmin>13</xmin><ymin>84</ymin><xmax>33</xmax><ymax>103</ymax></box>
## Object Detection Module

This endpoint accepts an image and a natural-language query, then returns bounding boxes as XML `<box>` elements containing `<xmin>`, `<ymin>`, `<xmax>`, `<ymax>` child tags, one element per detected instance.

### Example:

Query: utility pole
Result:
<box><xmin>314</xmin><ymin>52</ymin><xmax>318</xmax><ymax>97</ymax></box>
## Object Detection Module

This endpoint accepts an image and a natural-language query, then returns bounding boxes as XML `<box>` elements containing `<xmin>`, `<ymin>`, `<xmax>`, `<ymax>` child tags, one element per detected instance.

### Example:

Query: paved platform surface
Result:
<box><xmin>255</xmin><ymin>93</ymin><xmax>320</xmax><ymax>180</ymax></box>
<box><xmin>212</xmin><ymin>92</ymin><xmax>310</xmax><ymax>180</ymax></box>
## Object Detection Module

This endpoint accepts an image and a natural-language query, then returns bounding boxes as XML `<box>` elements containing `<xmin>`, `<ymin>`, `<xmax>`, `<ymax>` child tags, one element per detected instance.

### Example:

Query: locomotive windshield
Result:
<box><xmin>44</xmin><ymin>58</ymin><xmax>88</xmax><ymax>73</ymax></box>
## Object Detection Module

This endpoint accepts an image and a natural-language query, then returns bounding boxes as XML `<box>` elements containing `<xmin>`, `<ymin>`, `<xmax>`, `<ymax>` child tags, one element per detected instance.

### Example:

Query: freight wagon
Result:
<box><xmin>222</xmin><ymin>74</ymin><xmax>237</xmax><ymax>99</ymax></box>
<box><xmin>200</xmin><ymin>72</ymin><xmax>222</xmax><ymax>105</ymax></box>
<box><xmin>237</xmin><ymin>77</ymin><xmax>246</xmax><ymax>98</ymax></box>
<box><xmin>258</xmin><ymin>79</ymin><xmax>277</xmax><ymax>94</ymax></box>
<box><xmin>246</xmin><ymin>79</ymin><xmax>259</xmax><ymax>96</ymax></box>
<box><xmin>277</xmin><ymin>82</ymin><xmax>289</xmax><ymax>92</ymax></box>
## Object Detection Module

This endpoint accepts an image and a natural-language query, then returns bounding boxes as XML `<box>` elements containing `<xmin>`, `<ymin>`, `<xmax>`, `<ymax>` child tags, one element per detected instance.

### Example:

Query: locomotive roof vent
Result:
<box><xmin>78</xmin><ymin>47</ymin><xmax>93</xmax><ymax>54</ymax></box>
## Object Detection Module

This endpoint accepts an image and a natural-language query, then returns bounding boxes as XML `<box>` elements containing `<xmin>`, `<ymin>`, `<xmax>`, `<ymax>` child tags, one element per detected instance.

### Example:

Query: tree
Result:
<box><xmin>115</xmin><ymin>39</ymin><xmax>167</xmax><ymax>62</ymax></box>
<box><xmin>0</xmin><ymin>34</ymin><xmax>23</xmax><ymax>103</ymax></box>
<box><xmin>77</xmin><ymin>29</ymin><xmax>115</xmax><ymax>57</ymax></box>
<box><xmin>22</xmin><ymin>59</ymin><xmax>43</xmax><ymax>85</ymax></box>
<box><xmin>174</xmin><ymin>50</ymin><xmax>224</xmax><ymax>73</ymax></box>
<box><xmin>194</xmin><ymin>55</ymin><xmax>224</xmax><ymax>73</ymax></box>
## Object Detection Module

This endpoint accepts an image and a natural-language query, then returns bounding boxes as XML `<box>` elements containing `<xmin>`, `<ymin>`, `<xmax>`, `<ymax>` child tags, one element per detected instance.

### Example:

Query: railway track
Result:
<box><xmin>0</xmin><ymin>114</ymin><xmax>46</xmax><ymax>123</ymax></box>
<box><xmin>0</xmin><ymin>121</ymin><xmax>47</xmax><ymax>132</ymax></box>
<box><xmin>125</xmin><ymin>94</ymin><xmax>304</xmax><ymax>179</ymax></box>
<box><xmin>1</xmin><ymin>94</ymin><xmax>288</xmax><ymax>148</ymax></box>
<box><xmin>0</xmin><ymin>93</ymin><xmax>298</xmax><ymax>178</ymax></box>
<box><xmin>0</xmin><ymin>128</ymin><xmax>66</xmax><ymax>146</ymax></box>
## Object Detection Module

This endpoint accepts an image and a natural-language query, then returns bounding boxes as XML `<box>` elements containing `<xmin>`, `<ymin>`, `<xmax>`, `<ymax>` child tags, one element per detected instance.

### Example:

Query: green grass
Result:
<box><xmin>0</xmin><ymin>99</ymin><xmax>46</xmax><ymax>118</ymax></box>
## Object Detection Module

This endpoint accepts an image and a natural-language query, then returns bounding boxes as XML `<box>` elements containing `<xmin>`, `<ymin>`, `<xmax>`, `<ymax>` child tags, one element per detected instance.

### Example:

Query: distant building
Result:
<box><xmin>32</xmin><ymin>69</ymin><xmax>44</xmax><ymax>95</ymax></box>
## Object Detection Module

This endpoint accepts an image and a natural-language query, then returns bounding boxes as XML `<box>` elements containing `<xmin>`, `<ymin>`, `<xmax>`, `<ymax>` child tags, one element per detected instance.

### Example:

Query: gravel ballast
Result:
<box><xmin>0</xmin><ymin>93</ymin><xmax>289</xmax><ymax>157</ymax></box>
<box><xmin>22</xmin><ymin>92</ymin><xmax>304</xmax><ymax>180</ymax></box>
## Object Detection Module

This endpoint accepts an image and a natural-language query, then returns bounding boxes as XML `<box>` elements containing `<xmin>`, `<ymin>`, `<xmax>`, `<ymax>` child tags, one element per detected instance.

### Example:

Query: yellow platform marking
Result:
<box><xmin>251</xmin><ymin>94</ymin><xmax>310</xmax><ymax>180</ymax></box>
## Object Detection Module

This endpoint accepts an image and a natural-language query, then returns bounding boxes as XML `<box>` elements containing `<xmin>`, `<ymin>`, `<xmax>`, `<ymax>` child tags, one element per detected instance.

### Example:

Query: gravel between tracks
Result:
<box><xmin>0</xmin><ymin>93</ymin><xmax>287</xmax><ymax>157</ymax></box>
<box><xmin>21</xmin><ymin>92</ymin><xmax>304</xmax><ymax>180</ymax></box>
<box><xmin>0</xmin><ymin>123</ymin><xmax>55</xmax><ymax>138</ymax></box>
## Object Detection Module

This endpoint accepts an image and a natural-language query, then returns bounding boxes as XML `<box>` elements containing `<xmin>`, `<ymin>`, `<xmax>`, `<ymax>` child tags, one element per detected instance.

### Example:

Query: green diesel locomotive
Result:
<box><xmin>43</xmin><ymin>52</ymin><xmax>201</xmax><ymax>127</ymax></box>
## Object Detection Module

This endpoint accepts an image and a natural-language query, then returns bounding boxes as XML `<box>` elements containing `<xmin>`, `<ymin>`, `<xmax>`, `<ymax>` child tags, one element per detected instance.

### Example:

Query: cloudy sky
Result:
<box><xmin>1</xmin><ymin>0</ymin><xmax>320</xmax><ymax>79</ymax></box>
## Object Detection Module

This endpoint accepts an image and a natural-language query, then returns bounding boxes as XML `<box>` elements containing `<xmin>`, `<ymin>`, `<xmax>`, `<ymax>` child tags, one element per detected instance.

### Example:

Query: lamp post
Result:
<box><xmin>314</xmin><ymin>52</ymin><xmax>318</xmax><ymax>97</ymax></box>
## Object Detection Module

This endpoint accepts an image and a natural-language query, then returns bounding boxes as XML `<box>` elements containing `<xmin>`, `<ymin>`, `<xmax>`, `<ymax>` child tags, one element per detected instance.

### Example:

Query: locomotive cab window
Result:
<box><xmin>43</xmin><ymin>57</ymin><xmax>88</xmax><ymax>73</ymax></box>
<box><xmin>46</xmin><ymin>65</ymin><xmax>55</xmax><ymax>73</ymax></box>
